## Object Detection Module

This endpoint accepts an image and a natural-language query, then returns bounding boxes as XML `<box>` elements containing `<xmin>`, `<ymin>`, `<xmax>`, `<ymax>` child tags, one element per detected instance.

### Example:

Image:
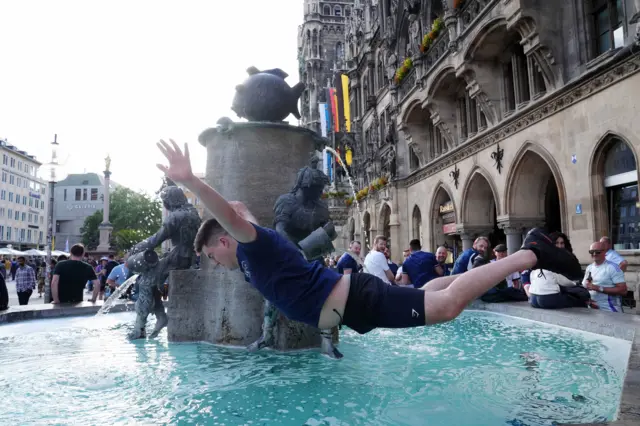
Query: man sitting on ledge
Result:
<box><xmin>156</xmin><ymin>139</ymin><xmax>583</xmax><ymax>344</ymax></box>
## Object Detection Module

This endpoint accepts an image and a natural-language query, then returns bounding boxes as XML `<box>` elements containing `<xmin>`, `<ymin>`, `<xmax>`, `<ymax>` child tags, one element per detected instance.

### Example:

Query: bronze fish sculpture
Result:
<box><xmin>232</xmin><ymin>66</ymin><xmax>305</xmax><ymax>122</ymax></box>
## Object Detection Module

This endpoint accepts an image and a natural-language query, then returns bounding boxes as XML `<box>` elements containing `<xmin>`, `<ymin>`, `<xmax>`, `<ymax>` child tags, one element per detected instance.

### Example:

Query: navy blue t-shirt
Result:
<box><xmin>236</xmin><ymin>224</ymin><xmax>341</xmax><ymax>327</ymax></box>
<box><xmin>337</xmin><ymin>253</ymin><xmax>360</xmax><ymax>274</ymax></box>
<box><xmin>402</xmin><ymin>251</ymin><xmax>439</xmax><ymax>287</ymax></box>
<box><xmin>388</xmin><ymin>261</ymin><xmax>399</xmax><ymax>276</ymax></box>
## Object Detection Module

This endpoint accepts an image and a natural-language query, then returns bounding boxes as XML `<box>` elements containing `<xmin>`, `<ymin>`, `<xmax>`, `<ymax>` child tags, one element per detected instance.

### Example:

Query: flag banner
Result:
<box><xmin>331</xmin><ymin>89</ymin><xmax>339</xmax><ymax>132</ymax></box>
<box><xmin>334</xmin><ymin>75</ymin><xmax>345</xmax><ymax>132</ymax></box>
<box><xmin>318</xmin><ymin>103</ymin><xmax>328</xmax><ymax>138</ymax></box>
<box><xmin>326</xmin><ymin>150</ymin><xmax>333</xmax><ymax>182</ymax></box>
<box><xmin>325</xmin><ymin>88</ymin><xmax>333</xmax><ymax>132</ymax></box>
<box><xmin>341</xmin><ymin>74</ymin><xmax>351</xmax><ymax>132</ymax></box>
<box><xmin>322</xmin><ymin>148</ymin><xmax>329</xmax><ymax>176</ymax></box>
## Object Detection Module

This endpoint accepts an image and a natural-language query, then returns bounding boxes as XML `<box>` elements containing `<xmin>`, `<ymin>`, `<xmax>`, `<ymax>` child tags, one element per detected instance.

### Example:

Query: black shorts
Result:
<box><xmin>342</xmin><ymin>273</ymin><xmax>427</xmax><ymax>334</ymax></box>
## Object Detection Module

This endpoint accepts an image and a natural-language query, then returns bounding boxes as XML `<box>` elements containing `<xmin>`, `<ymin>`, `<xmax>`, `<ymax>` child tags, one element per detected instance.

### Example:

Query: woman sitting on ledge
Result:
<box><xmin>524</xmin><ymin>232</ymin><xmax>590</xmax><ymax>310</ymax></box>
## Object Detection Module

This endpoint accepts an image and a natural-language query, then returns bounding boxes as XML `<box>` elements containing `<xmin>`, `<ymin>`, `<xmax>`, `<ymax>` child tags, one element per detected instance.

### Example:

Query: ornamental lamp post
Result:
<box><xmin>43</xmin><ymin>134</ymin><xmax>66</xmax><ymax>303</ymax></box>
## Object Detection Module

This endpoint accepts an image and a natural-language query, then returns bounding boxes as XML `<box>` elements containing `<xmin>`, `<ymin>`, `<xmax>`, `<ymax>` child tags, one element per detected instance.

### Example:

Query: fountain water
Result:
<box><xmin>324</xmin><ymin>146</ymin><xmax>361</xmax><ymax>229</ymax></box>
<box><xmin>96</xmin><ymin>275</ymin><xmax>138</xmax><ymax>315</ymax></box>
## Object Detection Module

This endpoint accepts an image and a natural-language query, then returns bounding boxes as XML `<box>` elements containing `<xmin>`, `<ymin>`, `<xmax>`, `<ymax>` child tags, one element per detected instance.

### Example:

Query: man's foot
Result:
<box><xmin>128</xmin><ymin>327</ymin><xmax>146</xmax><ymax>340</ymax></box>
<box><xmin>521</xmin><ymin>228</ymin><xmax>583</xmax><ymax>280</ymax></box>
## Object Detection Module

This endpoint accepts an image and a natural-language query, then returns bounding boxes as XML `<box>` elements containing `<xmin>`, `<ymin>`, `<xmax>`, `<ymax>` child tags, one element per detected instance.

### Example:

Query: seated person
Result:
<box><xmin>401</xmin><ymin>240</ymin><xmax>442</xmax><ymax>288</ymax></box>
<box><xmin>475</xmin><ymin>257</ymin><xmax>528</xmax><ymax>303</ymax></box>
<box><xmin>525</xmin><ymin>267</ymin><xmax>588</xmax><ymax>309</ymax></box>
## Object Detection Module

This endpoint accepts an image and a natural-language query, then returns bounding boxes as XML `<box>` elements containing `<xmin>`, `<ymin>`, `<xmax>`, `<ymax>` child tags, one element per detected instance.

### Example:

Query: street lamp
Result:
<box><xmin>44</xmin><ymin>134</ymin><xmax>62</xmax><ymax>303</ymax></box>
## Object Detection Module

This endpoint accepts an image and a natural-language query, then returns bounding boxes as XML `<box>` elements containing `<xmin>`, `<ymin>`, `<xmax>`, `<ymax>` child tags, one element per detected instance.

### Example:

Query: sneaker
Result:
<box><xmin>521</xmin><ymin>228</ymin><xmax>583</xmax><ymax>280</ymax></box>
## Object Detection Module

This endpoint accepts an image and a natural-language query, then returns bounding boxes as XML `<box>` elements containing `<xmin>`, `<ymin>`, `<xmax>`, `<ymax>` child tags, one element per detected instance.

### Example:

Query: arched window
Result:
<box><xmin>409</xmin><ymin>145</ymin><xmax>420</xmax><ymax>171</ymax></box>
<box><xmin>604</xmin><ymin>138</ymin><xmax>639</xmax><ymax>249</ymax></box>
<box><xmin>335</xmin><ymin>5</ymin><xmax>342</xmax><ymax>16</ymax></box>
<box><xmin>377</xmin><ymin>52</ymin><xmax>384</xmax><ymax>90</ymax></box>
<box><xmin>323</xmin><ymin>5</ymin><xmax>331</xmax><ymax>15</ymax></box>
<box><xmin>345</xmin><ymin>7</ymin><xmax>351</xmax><ymax>17</ymax></box>
<box><xmin>412</xmin><ymin>206</ymin><xmax>423</xmax><ymax>242</ymax></box>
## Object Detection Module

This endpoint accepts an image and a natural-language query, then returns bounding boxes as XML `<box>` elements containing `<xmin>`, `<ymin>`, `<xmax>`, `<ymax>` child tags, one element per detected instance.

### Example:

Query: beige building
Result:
<box><xmin>0</xmin><ymin>139</ymin><xmax>48</xmax><ymax>249</ymax></box>
<box><xmin>336</xmin><ymin>1</ymin><xmax>640</xmax><ymax>304</ymax></box>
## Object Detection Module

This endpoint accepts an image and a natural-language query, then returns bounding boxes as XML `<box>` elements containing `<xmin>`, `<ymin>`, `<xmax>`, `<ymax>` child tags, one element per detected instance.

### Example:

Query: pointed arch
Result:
<box><xmin>425</xmin><ymin>65</ymin><xmax>457</xmax><ymax>99</ymax></box>
<box><xmin>589</xmin><ymin>131</ymin><xmax>640</xmax><ymax>243</ymax></box>
<box><xmin>378</xmin><ymin>202</ymin><xmax>393</xmax><ymax>239</ymax></box>
<box><xmin>399</xmin><ymin>97</ymin><xmax>424</xmax><ymax>127</ymax></box>
<box><xmin>504</xmin><ymin>142</ymin><xmax>567</xmax><ymax>231</ymax></box>
<box><xmin>429</xmin><ymin>180</ymin><xmax>457</xmax><ymax>252</ymax></box>
<box><xmin>412</xmin><ymin>204</ymin><xmax>423</xmax><ymax>242</ymax></box>
<box><xmin>462</xmin><ymin>17</ymin><xmax>509</xmax><ymax>62</ymax></box>
<box><xmin>460</xmin><ymin>166</ymin><xmax>500</xmax><ymax>227</ymax></box>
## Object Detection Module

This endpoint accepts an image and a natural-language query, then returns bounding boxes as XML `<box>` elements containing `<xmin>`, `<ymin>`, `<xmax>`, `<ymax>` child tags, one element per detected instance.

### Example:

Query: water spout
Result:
<box><xmin>96</xmin><ymin>274</ymin><xmax>139</xmax><ymax>315</ymax></box>
<box><xmin>324</xmin><ymin>146</ymin><xmax>361</xmax><ymax>230</ymax></box>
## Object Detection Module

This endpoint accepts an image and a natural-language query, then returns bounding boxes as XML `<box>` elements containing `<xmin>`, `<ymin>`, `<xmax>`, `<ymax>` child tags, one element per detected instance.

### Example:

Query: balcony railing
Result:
<box><xmin>422</xmin><ymin>30</ymin><xmax>450</xmax><ymax>74</ymax></box>
<box><xmin>459</xmin><ymin>0</ymin><xmax>495</xmax><ymax>35</ymax></box>
<box><xmin>397</xmin><ymin>68</ymin><xmax>417</xmax><ymax>102</ymax></box>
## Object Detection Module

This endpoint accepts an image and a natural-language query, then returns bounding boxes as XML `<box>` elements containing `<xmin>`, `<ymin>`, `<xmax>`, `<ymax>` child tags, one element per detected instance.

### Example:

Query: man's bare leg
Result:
<box><xmin>421</xmin><ymin>275</ymin><xmax>458</xmax><ymax>292</ymax></box>
<box><xmin>423</xmin><ymin>250</ymin><xmax>537</xmax><ymax>324</ymax></box>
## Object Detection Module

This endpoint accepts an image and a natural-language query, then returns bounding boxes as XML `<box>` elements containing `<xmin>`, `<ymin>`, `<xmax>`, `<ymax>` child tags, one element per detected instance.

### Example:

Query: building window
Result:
<box><xmin>41</xmin><ymin>201</ymin><xmax>44</xmax><ymax>209</ymax></box>
<box><xmin>91</xmin><ymin>188</ymin><xmax>98</xmax><ymax>200</ymax></box>
<box><xmin>0</xmin><ymin>225</ymin><xmax>4</xmax><ymax>240</ymax></box>
<box><xmin>9</xmin><ymin>175</ymin><xmax>14</xmax><ymax>185</ymax></box>
<box><xmin>28</xmin><ymin>213</ymin><xmax>32</xmax><ymax>223</ymax></box>
<box><xmin>8</xmin><ymin>209</ymin><xmax>12</xmax><ymax>218</ymax></box>
<box><xmin>75</xmin><ymin>188</ymin><xmax>81</xmax><ymax>201</ymax></box>
<box><xmin>0</xmin><ymin>190</ymin><xmax>4</xmax><ymax>200</ymax></box>
<box><xmin>83</xmin><ymin>188</ymin><xmax>88</xmax><ymax>201</ymax></box>
<box><xmin>39</xmin><ymin>231</ymin><xmax>43</xmax><ymax>243</ymax></box>
<box><xmin>27</xmin><ymin>230</ymin><xmax>32</xmax><ymax>242</ymax></box>
<box><xmin>64</xmin><ymin>189</ymin><xmax>67</xmax><ymax>201</ymax></box>
<box><xmin>21</xmin><ymin>212</ymin><xmax>26</xmax><ymax>222</ymax></box>
<box><xmin>17</xmin><ymin>161</ymin><xmax>22</xmax><ymax>171</ymax></box>
<box><xmin>23</xmin><ymin>197</ymin><xmax>26</xmax><ymax>205</ymax></box>
<box><xmin>10</xmin><ymin>158</ymin><xmax>15</xmax><ymax>168</ymax></box>
<box><xmin>335</xmin><ymin>5</ymin><xmax>342</xmax><ymax>16</ymax></box>
<box><xmin>6</xmin><ymin>228</ymin><xmax>10</xmax><ymax>241</ymax></box>
<box><xmin>592</xmin><ymin>0</ymin><xmax>625</xmax><ymax>56</ymax></box>
<box><xmin>2</xmin><ymin>154</ymin><xmax>7</xmax><ymax>165</ymax></box>
<box><xmin>604</xmin><ymin>138</ymin><xmax>639</xmax><ymax>249</ymax></box>
<box><xmin>1</xmin><ymin>172</ymin><xmax>5</xmax><ymax>182</ymax></box>
<box><xmin>345</xmin><ymin>6</ymin><xmax>351</xmax><ymax>17</ymax></box>
<box><xmin>20</xmin><ymin>229</ymin><xmax>25</xmax><ymax>242</ymax></box>
<box><xmin>324</xmin><ymin>5</ymin><xmax>331</xmax><ymax>15</ymax></box>
<box><xmin>14</xmin><ymin>211</ymin><xmax>19</xmax><ymax>220</ymax></box>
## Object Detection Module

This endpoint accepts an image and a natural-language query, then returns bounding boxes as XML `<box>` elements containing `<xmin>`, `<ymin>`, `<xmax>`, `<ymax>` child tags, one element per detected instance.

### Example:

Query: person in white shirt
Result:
<box><xmin>363</xmin><ymin>235</ymin><xmax>395</xmax><ymax>285</ymax></box>
<box><xmin>583</xmin><ymin>241</ymin><xmax>627</xmax><ymax>313</ymax></box>
<box><xmin>600</xmin><ymin>236</ymin><xmax>628</xmax><ymax>272</ymax></box>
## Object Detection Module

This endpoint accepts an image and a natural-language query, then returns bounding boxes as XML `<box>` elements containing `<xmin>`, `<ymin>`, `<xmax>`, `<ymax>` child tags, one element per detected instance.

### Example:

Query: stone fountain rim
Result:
<box><xmin>199</xmin><ymin>120</ymin><xmax>328</xmax><ymax>147</ymax></box>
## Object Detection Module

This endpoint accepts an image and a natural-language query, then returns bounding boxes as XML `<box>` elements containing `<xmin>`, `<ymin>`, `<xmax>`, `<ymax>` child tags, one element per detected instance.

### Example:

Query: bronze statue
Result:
<box><xmin>127</xmin><ymin>183</ymin><xmax>201</xmax><ymax>339</ymax></box>
<box><xmin>232</xmin><ymin>67</ymin><xmax>305</xmax><ymax>122</ymax></box>
<box><xmin>247</xmin><ymin>154</ymin><xmax>342</xmax><ymax>358</ymax></box>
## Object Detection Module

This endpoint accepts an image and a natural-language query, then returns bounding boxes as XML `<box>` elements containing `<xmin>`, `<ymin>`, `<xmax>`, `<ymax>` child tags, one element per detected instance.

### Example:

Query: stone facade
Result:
<box><xmin>335</xmin><ymin>0</ymin><xmax>640</xmax><ymax>304</ymax></box>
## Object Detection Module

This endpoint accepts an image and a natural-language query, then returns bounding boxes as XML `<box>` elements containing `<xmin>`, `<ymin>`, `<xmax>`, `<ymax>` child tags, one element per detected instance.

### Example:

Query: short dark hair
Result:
<box><xmin>409</xmin><ymin>239</ymin><xmax>421</xmax><ymax>251</ymax></box>
<box><xmin>70</xmin><ymin>244</ymin><xmax>85</xmax><ymax>257</ymax></box>
<box><xmin>108</xmin><ymin>254</ymin><xmax>115</xmax><ymax>259</ymax></box>
<box><xmin>17</xmin><ymin>256</ymin><xmax>25</xmax><ymax>261</ymax></box>
<box><xmin>194</xmin><ymin>218</ymin><xmax>227</xmax><ymax>253</ymax></box>
<box><xmin>374</xmin><ymin>235</ymin><xmax>387</xmax><ymax>244</ymax></box>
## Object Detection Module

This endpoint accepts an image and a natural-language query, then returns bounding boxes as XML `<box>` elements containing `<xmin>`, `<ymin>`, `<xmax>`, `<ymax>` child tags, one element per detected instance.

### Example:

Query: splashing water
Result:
<box><xmin>324</xmin><ymin>146</ymin><xmax>361</xmax><ymax>229</ymax></box>
<box><xmin>96</xmin><ymin>274</ymin><xmax>138</xmax><ymax>315</ymax></box>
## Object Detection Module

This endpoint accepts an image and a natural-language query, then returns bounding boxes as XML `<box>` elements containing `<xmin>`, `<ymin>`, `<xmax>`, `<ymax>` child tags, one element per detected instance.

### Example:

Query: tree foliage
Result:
<box><xmin>80</xmin><ymin>187</ymin><xmax>163</xmax><ymax>252</ymax></box>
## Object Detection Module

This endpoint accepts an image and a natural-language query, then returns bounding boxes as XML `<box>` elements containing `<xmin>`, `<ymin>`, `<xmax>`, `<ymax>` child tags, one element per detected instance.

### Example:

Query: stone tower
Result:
<box><xmin>298</xmin><ymin>0</ymin><xmax>357</xmax><ymax>134</ymax></box>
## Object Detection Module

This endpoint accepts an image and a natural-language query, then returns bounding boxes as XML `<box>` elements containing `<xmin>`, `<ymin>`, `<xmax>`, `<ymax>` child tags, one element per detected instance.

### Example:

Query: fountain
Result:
<box><xmin>167</xmin><ymin>66</ymin><xmax>339</xmax><ymax>353</ymax></box>
<box><xmin>323</xmin><ymin>146</ymin><xmax>361</xmax><ymax>229</ymax></box>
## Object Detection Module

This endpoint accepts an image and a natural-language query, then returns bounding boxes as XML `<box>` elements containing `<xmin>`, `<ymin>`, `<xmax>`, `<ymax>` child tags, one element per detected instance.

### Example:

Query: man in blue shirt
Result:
<box><xmin>156</xmin><ymin>140</ymin><xmax>583</xmax><ymax>352</ymax></box>
<box><xmin>452</xmin><ymin>237</ymin><xmax>490</xmax><ymax>275</ymax></box>
<box><xmin>337</xmin><ymin>240</ymin><xmax>362</xmax><ymax>274</ymax></box>
<box><xmin>401</xmin><ymin>240</ymin><xmax>442</xmax><ymax>287</ymax></box>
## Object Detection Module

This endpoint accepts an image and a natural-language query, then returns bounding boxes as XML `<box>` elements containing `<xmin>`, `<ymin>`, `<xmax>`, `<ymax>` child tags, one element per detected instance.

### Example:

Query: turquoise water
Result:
<box><xmin>0</xmin><ymin>311</ymin><xmax>630</xmax><ymax>426</ymax></box>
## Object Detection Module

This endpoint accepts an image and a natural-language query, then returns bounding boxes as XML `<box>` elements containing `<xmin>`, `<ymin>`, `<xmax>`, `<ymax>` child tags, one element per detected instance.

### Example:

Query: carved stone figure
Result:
<box><xmin>386</xmin><ymin>53</ymin><xmax>398</xmax><ymax>81</ymax></box>
<box><xmin>409</xmin><ymin>14</ymin><xmax>421</xmax><ymax>53</ymax></box>
<box><xmin>104</xmin><ymin>155</ymin><xmax>111</xmax><ymax>172</ymax></box>
<box><xmin>232</xmin><ymin>67</ymin><xmax>305</xmax><ymax>122</ymax></box>
<box><xmin>385</xmin><ymin>122</ymin><xmax>397</xmax><ymax>145</ymax></box>
<box><xmin>127</xmin><ymin>183</ymin><xmax>201</xmax><ymax>339</ymax></box>
<box><xmin>247</xmin><ymin>154</ymin><xmax>343</xmax><ymax>359</ymax></box>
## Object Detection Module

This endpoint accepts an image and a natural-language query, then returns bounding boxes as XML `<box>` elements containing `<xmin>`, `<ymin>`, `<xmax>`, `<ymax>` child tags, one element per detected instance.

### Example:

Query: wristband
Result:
<box><xmin>599</xmin><ymin>286</ymin><xmax>604</xmax><ymax>293</ymax></box>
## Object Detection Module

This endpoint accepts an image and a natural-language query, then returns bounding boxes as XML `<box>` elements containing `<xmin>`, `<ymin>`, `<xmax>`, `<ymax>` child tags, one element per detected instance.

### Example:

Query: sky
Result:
<box><xmin>0</xmin><ymin>0</ymin><xmax>302</xmax><ymax>194</ymax></box>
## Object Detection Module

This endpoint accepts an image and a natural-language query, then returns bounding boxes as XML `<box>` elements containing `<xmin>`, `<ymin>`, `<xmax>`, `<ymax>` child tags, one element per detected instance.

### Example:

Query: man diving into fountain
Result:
<box><xmin>156</xmin><ymin>139</ymin><xmax>583</xmax><ymax>354</ymax></box>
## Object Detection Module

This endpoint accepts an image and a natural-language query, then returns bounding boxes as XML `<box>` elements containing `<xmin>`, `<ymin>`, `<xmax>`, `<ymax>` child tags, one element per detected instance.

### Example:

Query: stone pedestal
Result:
<box><xmin>97</xmin><ymin>169</ymin><xmax>113</xmax><ymax>253</ymax></box>
<box><xmin>167</xmin><ymin>121</ymin><xmax>332</xmax><ymax>351</ymax></box>
<box><xmin>504</xmin><ymin>228</ymin><xmax>523</xmax><ymax>255</ymax></box>
<box><xmin>461</xmin><ymin>233</ymin><xmax>474</xmax><ymax>251</ymax></box>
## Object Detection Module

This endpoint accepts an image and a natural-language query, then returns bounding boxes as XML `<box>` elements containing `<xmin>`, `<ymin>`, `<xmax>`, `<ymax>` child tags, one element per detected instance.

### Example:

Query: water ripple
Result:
<box><xmin>0</xmin><ymin>311</ymin><xmax>630</xmax><ymax>426</ymax></box>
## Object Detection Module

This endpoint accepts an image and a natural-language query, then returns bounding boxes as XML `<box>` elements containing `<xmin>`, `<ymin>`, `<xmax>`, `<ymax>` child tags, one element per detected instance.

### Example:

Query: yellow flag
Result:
<box><xmin>341</xmin><ymin>74</ymin><xmax>351</xmax><ymax>133</ymax></box>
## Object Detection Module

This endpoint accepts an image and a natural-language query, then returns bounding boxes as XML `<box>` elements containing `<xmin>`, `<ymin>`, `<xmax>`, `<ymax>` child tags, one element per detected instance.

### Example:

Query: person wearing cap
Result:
<box><xmin>491</xmin><ymin>244</ymin><xmax>521</xmax><ymax>288</ymax></box>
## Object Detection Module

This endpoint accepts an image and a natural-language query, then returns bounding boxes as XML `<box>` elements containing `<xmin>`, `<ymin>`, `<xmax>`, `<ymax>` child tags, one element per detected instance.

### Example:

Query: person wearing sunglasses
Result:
<box><xmin>583</xmin><ymin>242</ymin><xmax>628</xmax><ymax>313</ymax></box>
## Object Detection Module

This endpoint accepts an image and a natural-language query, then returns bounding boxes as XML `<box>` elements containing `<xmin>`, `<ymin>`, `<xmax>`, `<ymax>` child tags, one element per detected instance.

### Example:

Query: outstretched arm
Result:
<box><xmin>156</xmin><ymin>139</ymin><xmax>257</xmax><ymax>244</ymax></box>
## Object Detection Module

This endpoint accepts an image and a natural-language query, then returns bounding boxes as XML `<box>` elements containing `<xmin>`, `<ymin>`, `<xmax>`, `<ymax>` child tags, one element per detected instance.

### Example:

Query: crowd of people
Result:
<box><xmin>327</xmin><ymin>232</ymin><xmax>629</xmax><ymax>314</ymax></box>
<box><xmin>0</xmin><ymin>244</ymin><xmax>146</xmax><ymax>311</ymax></box>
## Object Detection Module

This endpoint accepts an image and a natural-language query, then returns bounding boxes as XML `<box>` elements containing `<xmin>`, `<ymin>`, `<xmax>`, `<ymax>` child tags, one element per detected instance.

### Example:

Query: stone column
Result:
<box><xmin>461</xmin><ymin>233</ymin><xmax>474</xmax><ymax>251</ymax></box>
<box><xmin>168</xmin><ymin>121</ymin><xmax>329</xmax><ymax>351</ymax></box>
<box><xmin>389</xmin><ymin>213</ymin><xmax>401</xmax><ymax>262</ymax></box>
<box><xmin>97</xmin><ymin>168</ymin><xmax>113</xmax><ymax>253</ymax></box>
<box><xmin>504</xmin><ymin>227</ymin><xmax>523</xmax><ymax>255</ymax></box>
